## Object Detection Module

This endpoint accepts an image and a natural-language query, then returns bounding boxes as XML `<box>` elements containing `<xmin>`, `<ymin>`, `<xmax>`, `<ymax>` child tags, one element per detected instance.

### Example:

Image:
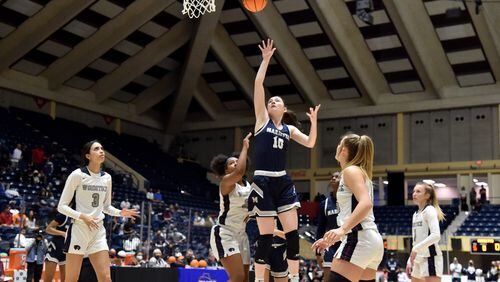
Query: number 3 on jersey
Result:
<box><xmin>273</xmin><ymin>136</ymin><xmax>284</xmax><ymax>149</ymax></box>
<box><xmin>91</xmin><ymin>193</ymin><xmax>99</xmax><ymax>207</ymax></box>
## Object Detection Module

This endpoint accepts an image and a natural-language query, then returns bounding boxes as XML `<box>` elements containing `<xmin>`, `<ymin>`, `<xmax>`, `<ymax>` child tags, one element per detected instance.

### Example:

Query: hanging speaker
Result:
<box><xmin>387</xmin><ymin>171</ymin><xmax>405</xmax><ymax>206</ymax></box>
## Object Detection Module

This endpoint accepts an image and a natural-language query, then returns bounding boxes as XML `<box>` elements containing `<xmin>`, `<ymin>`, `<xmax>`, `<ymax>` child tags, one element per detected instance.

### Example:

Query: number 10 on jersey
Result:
<box><xmin>273</xmin><ymin>136</ymin><xmax>284</xmax><ymax>149</ymax></box>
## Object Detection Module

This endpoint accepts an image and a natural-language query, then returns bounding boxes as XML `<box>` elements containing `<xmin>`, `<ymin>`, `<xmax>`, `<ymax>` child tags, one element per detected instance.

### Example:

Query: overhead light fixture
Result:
<box><xmin>383</xmin><ymin>181</ymin><xmax>389</xmax><ymax>185</ymax></box>
<box><xmin>473</xmin><ymin>178</ymin><xmax>478</xmax><ymax>183</ymax></box>
<box><xmin>356</xmin><ymin>0</ymin><xmax>374</xmax><ymax>25</ymax></box>
<box><xmin>434</xmin><ymin>183</ymin><xmax>446</xmax><ymax>188</ymax></box>
<box><xmin>423</xmin><ymin>179</ymin><xmax>435</xmax><ymax>185</ymax></box>
<box><xmin>476</xmin><ymin>182</ymin><xmax>488</xmax><ymax>187</ymax></box>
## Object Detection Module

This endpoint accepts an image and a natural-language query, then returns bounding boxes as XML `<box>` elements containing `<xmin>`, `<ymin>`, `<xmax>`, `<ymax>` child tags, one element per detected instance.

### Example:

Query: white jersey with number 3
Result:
<box><xmin>58</xmin><ymin>167</ymin><xmax>121</xmax><ymax>222</ymax></box>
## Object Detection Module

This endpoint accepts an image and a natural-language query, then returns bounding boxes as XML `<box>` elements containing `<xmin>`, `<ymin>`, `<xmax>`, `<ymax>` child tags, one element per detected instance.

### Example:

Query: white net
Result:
<box><xmin>182</xmin><ymin>0</ymin><xmax>216</xmax><ymax>18</ymax></box>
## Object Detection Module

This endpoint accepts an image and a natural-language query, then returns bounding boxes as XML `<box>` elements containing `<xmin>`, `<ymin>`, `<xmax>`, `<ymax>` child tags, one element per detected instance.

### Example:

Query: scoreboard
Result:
<box><xmin>470</xmin><ymin>238</ymin><xmax>500</xmax><ymax>255</ymax></box>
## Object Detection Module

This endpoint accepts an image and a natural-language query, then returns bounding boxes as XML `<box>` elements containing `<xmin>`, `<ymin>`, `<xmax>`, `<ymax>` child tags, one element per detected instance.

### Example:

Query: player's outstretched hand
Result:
<box><xmin>311</xmin><ymin>238</ymin><xmax>329</xmax><ymax>253</ymax></box>
<box><xmin>259</xmin><ymin>38</ymin><xmax>276</xmax><ymax>61</ymax></box>
<box><xmin>242</xmin><ymin>132</ymin><xmax>252</xmax><ymax>150</ymax></box>
<box><xmin>306</xmin><ymin>104</ymin><xmax>321</xmax><ymax>123</ymax></box>
<box><xmin>120</xmin><ymin>208</ymin><xmax>139</xmax><ymax>218</ymax></box>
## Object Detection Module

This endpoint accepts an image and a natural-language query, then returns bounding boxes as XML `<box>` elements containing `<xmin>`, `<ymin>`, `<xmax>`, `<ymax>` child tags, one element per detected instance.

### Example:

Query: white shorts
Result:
<box><xmin>411</xmin><ymin>255</ymin><xmax>443</xmax><ymax>279</ymax></box>
<box><xmin>63</xmin><ymin>220</ymin><xmax>108</xmax><ymax>255</ymax></box>
<box><xmin>334</xmin><ymin>229</ymin><xmax>383</xmax><ymax>270</ymax></box>
<box><xmin>210</xmin><ymin>225</ymin><xmax>250</xmax><ymax>265</ymax></box>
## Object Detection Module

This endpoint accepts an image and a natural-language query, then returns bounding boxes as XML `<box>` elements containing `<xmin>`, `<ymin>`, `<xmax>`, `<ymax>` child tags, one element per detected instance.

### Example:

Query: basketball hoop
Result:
<box><xmin>182</xmin><ymin>0</ymin><xmax>216</xmax><ymax>18</ymax></box>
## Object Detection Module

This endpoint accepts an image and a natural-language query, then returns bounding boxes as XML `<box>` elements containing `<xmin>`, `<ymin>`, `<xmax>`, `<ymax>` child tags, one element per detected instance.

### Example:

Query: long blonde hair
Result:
<box><xmin>341</xmin><ymin>134</ymin><xmax>374</xmax><ymax>179</ymax></box>
<box><xmin>416</xmin><ymin>182</ymin><xmax>445</xmax><ymax>221</ymax></box>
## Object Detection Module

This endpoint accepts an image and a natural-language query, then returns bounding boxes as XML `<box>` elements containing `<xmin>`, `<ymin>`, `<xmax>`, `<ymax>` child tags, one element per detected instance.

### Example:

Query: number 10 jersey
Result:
<box><xmin>253</xmin><ymin>119</ymin><xmax>290</xmax><ymax>172</ymax></box>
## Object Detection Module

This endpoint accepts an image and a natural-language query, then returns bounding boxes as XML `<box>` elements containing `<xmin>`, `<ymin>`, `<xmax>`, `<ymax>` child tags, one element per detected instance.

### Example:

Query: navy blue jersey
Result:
<box><xmin>316</xmin><ymin>195</ymin><xmax>340</xmax><ymax>240</ymax></box>
<box><xmin>52</xmin><ymin>213</ymin><xmax>70</xmax><ymax>244</ymax></box>
<box><xmin>253</xmin><ymin>120</ymin><xmax>291</xmax><ymax>172</ymax></box>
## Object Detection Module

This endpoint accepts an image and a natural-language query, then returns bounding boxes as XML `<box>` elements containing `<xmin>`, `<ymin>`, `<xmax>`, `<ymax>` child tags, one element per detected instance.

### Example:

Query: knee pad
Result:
<box><xmin>285</xmin><ymin>230</ymin><xmax>300</xmax><ymax>260</ymax></box>
<box><xmin>328</xmin><ymin>271</ymin><xmax>350</xmax><ymax>282</ymax></box>
<box><xmin>254</xmin><ymin>234</ymin><xmax>273</xmax><ymax>264</ymax></box>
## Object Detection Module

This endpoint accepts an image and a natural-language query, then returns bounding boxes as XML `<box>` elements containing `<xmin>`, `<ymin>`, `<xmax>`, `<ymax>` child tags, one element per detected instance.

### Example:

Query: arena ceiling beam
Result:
<box><xmin>0</xmin><ymin>69</ymin><xmax>164</xmax><ymax>129</ymax></box>
<box><xmin>133</xmin><ymin>71</ymin><xmax>180</xmax><ymax>115</ymax></box>
<box><xmin>164</xmin><ymin>0</ymin><xmax>226</xmax><ymax>133</ymax></box>
<box><xmin>193</xmin><ymin>78</ymin><xmax>227</xmax><ymax>121</ymax></box>
<box><xmin>308</xmin><ymin>0</ymin><xmax>389</xmax><ymax>104</ymax></box>
<box><xmin>383</xmin><ymin>0</ymin><xmax>458</xmax><ymax>99</ymax></box>
<box><xmin>42</xmin><ymin>0</ymin><xmax>176</xmax><ymax>91</ymax></box>
<box><xmin>91</xmin><ymin>19</ymin><xmax>192</xmax><ymax>103</ymax></box>
<box><xmin>245</xmin><ymin>2</ymin><xmax>330</xmax><ymax>106</ymax></box>
<box><xmin>465</xmin><ymin>1</ymin><xmax>500</xmax><ymax>81</ymax></box>
<box><xmin>211</xmin><ymin>23</ymin><xmax>264</xmax><ymax>102</ymax></box>
<box><xmin>0</xmin><ymin>0</ymin><xmax>96</xmax><ymax>71</ymax></box>
<box><xmin>182</xmin><ymin>83</ymin><xmax>500</xmax><ymax>131</ymax></box>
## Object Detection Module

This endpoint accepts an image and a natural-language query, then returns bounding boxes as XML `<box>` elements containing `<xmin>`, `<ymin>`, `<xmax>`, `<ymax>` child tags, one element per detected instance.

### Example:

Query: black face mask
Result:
<box><xmin>155</xmin><ymin>255</ymin><xmax>161</xmax><ymax>259</ymax></box>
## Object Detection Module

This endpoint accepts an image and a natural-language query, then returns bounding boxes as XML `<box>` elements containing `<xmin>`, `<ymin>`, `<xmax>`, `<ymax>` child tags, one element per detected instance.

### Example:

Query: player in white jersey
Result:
<box><xmin>313</xmin><ymin>134</ymin><xmax>383</xmax><ymax>282</ymax></box>
<box><xmin>57</xmin><ymin>140</ymin><xmax>138</xmax><ymax>282</ymax></box>
<box><xmin>406</xmin><ymin>182</ymin><xmax>445</xmax><ymax>282</ymax></box>
<box><xmin>209</xmin><ymin>133</ymin><xmax>252</xmax><ymax>282</ymax></box>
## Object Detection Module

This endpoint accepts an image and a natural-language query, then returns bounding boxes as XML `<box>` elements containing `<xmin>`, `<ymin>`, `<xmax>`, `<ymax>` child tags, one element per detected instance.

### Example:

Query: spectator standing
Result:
<box><xmin>486</xmin><ymin>261</ymin><xmax>498</xmax><ymax>282</ymax></box>
<box><xmin>479</xmin><ymin>186</ymin><xmax>487</xmax><ymax>205</ymax></box>
<box><xmin>386</xmin><ymin>253</ymin><xmax>400</xmax><ymax>282</ymax></box>
<box><xmin>470</xmin><ymin>188</ymin><xmax>477</xmax><ymax>211</ymax></box>
<box><xmin>460</xmin><ymin>187</ymin><xmax>468</xmax><ymax>211</ymax></box>
<box><xmin>466</xmin><ymin>260</ymin><xmax>476</xmax><ymax>282</ymax></box>
<box><xmin>450</xmin><ymin>257</ymin><xmax>462</xmax><ymax>282</ymax></box>
<box><xmin>26</xmin><ymin>232</ymin><xmax>47</xmax><ymax>282</ymax></box>
<box><xmin>10</xmin><ymin>144</ymin><xmax>22</xmax><ymax>168</ymax></box>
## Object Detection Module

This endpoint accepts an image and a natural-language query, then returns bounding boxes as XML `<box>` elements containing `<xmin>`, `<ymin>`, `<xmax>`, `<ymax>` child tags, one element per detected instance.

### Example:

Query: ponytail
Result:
<box><xmin>341</xmin><ymin>134</ymin><xmax>374</xmax><ymax>179</ymax></box>
<box><xmin>283</xmin><ymin>110</ymin><xmax>301</xmax><ymax>129</ymax></box>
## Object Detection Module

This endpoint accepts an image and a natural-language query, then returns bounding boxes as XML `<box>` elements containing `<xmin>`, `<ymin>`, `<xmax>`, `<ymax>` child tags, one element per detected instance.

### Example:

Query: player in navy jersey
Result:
<box><xmin>316</xmin><ymin>172</ymin><xmax>341</xmax><ymax>281</ymax></box>
<box><xmin>249</xmin><ymin>39</ymin><xmax>321</xmax><ymax>282</ymax></box>
<box><xmin>44</xmin><ymin>212</ymin><xmax>71</xmax><ymax>282</ymax></box>
<box><xmin>58</xmin><ymin>140</ymin><xmax>138</xmax><ymax>282</ymax></box>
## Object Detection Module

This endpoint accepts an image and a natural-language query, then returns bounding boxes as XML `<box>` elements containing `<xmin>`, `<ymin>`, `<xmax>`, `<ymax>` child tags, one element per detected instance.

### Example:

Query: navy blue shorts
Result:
<box><xmin>266</xmin><ymin>241</ymin><xmax>288</xmax><ymax>278</ymax></box>
<box><xmin>248</xmin><ymin>175</ymin><xmax>300</xmax><ymax>217</ymax></box>
<box><xmin>45</xmin><ymin>239</ymin><xmax>66</xmax><ymax>265</ymax></box>
<box><xmin>322</xmin><ymin>241</ymin><xmax>341</xmax><ymax>268</ymax></box>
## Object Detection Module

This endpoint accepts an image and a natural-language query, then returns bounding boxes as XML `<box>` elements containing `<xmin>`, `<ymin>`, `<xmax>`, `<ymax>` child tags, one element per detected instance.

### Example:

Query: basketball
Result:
<box><xmin>243</xmin><ymin>0</ymin><xmax>268</xmax><ymax>12</ymax></box>
<box><xmin>190</xmin><ymin>259</ymin><xmax>199</xmax><ymax>268</ymax></box>
<box><xmin>198</xmin><ymin>260</ymin><xmax>207</xmax><ymax>267</ymax></box>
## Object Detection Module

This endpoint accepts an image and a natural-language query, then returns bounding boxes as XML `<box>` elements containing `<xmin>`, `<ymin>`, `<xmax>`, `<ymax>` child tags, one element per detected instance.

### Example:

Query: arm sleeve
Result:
<box><xmin>57</xmin><ymin>171</ymin><xmax>82</xmax><ymax>220</ymax></box>
<box><xmin>412</xmin><ymin>207</ymin><xmax>441</xmax><ymax>253</ymax></box>
<box><xmin>102</xmin><ymin>176</ymin><xmax>121</xmax><ymax>217</ymax></box>
<box><xmin>316</xmin><ymin>200</ymin><xmax>327</xmax><ymax>240</ymax></box>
